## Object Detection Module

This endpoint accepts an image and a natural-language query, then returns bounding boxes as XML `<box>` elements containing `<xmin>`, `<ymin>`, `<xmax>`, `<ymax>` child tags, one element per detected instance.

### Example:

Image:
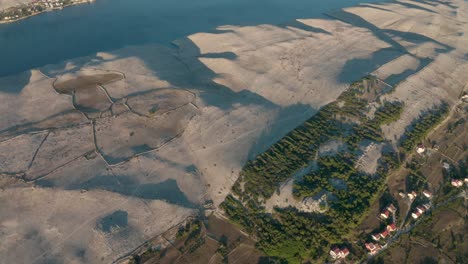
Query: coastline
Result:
<box><xmin>0</xmin><ymin>0</ymin><xmax>466</xmax><ymax>263</ymax></box>
<box><xmin>0</xmin><ymin>0</ymin><xmax>94</xmax><ymax>24</ymax></box>
<box><xmin>0</xmin><ymin>0</ymin><xmax>388</xmax><ymax>77</ymax></box>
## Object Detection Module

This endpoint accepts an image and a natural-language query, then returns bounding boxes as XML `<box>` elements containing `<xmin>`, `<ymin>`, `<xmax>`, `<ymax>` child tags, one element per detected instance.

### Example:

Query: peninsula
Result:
<box><xmin>0</xmin><ymin>0</ymin><xmax>94</xmax><ymax>23</ymax></box>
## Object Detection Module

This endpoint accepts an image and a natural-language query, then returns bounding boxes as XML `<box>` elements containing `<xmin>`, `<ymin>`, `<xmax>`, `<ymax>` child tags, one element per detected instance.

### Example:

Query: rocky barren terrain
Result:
<box><xmin>0</xmin><ymin>0</ymin><xmax>467</xmax><ymax>263</ymax></box>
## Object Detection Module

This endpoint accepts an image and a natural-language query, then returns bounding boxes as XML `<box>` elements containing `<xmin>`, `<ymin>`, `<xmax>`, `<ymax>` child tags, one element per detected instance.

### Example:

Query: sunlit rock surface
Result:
<box><xmin>1</xmin><ymin>1</ymin><xmax>467</xmax><ymax>263</ymax></box>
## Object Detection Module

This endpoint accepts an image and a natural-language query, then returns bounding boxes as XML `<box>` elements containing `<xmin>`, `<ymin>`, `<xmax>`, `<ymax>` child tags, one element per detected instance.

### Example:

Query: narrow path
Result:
<box><xmin>0</xmin><ymin>68</ymin><xmax>200</xmax><ymax>180</ymax></box>
<box><xmin>27</xmin><ymin>131</ymin><xmax>50</xmax><ymax>171</ymax></box>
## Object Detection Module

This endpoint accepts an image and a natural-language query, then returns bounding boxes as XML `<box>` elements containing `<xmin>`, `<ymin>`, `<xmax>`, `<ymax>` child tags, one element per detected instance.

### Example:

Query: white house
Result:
<box><xmin>423</xmin><ymin>190</ymin><xmax>432</xmax><ymax>199</ymax></box>
<box><xmin>451</xmin><ymin>179</ymin><xmax>463</xmax><ymax>187</ymax></box>
<box><xmin>416</xmin><ymin>144</ymin><xmax>426</xmax><ymax>154</ymax></box>
<box><xmin>412</xmin><ymin>211</ymin><xmax>421</xmax><ymax>219</ymax></box>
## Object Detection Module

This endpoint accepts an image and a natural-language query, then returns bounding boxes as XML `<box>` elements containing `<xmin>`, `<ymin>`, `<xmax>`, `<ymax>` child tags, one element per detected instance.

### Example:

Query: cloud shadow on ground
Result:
<box><xmin>0</xmin><ymin>71</ymin><xmax>31</xmax><ymax>94</ymax></box>
<box><xmin>339</xmin><ymin>47</ymin><xmax>405</xmax><ymax>83</ymax></box>
<box><xmin>331</xmin><ymin>8</ymin><xmax>453</xmax><ymax>84</ymax></box>
<box><xmin>63</xmin><ymin>175</ymin><xmax>197</xmax><ymax>208</ymax></box>
<box><xmin>385</xmin><ymin>57</ymin><xmax>432</xmax><ymax>85</ymax></box>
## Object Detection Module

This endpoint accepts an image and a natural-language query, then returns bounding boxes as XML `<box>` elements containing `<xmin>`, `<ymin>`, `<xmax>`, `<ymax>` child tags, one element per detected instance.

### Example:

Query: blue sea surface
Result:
<box><xmin>0</xmin><ymin>0</ymin><xmax>384</xmax><ymax>76</ymax></box>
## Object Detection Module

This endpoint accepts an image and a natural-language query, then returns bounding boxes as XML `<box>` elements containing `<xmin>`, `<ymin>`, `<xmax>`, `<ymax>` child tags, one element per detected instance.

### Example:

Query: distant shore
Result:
<box><xmin>0</xmin><ymin>0</ymin><xmax>94</xmax><ymax>24</ymax></box>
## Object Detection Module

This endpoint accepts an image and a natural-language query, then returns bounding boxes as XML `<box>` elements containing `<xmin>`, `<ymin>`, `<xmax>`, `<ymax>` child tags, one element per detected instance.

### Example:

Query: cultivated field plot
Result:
<box><xmin>124</xmin><ymin>214</ymin><xmax>266</xmax><ymax>264</ymax></box>
<box><xmin>0</xmin><ymin>68</ymin><xmax>202</xmax><ymax>263</ymax></box>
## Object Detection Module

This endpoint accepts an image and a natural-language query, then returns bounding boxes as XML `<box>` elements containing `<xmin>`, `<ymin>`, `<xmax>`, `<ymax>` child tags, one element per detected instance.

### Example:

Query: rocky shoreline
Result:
<box><xmin>0</xmin><ymin>0</ymin><xmax>94</xmax><ymax>24</ymax></box>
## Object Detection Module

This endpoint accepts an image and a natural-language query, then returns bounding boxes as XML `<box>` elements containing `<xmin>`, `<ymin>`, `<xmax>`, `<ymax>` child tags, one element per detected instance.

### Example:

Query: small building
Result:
<box><xmin>329</xmin><ymin>246</ymin><xmax>350</xmax><ymax>259</ymax></box>
<box><xmin>443</xmin><ymin>162</ymin><xmax>450</xmax><ymax>170</ymax></box>
<box><xmin>329</xmin><ymin>247</ymin><xmax>341</xmax><ymax>259</ymax></box>
<box><xmin>412</xmin><ymin>211</ymin><xmax>421</xmax><ymax>219</ymax></box>
<box><xmin>387</xmin><ymin>204</ymin><xmax>397</xmax><ymax>213</ymax></box>
<box><xmin>365</xmin><ymin>243</ymin><xmax>380</xmax><ymax>254</ymax></box>
<box><xmin>451</xmin><ymin>179</ymin><xmax>463</xmax><ymax>187</ymax></box>
<box><xmin>462</xmin><ymin>93</ymin><xmax>468</xmax><ymax>102</ymax></box>
<box><xmin>371</xmin><ymin>233</ymin><xmax>381</xmax><ymax>241</ymax></box>
<box><xmin>423</xmin><ymin>203</ymin><xmax>431</xmax><ymax>210</ymax></box>
<box><xmin>380</xmin><ymin>230</ymin><xmax>389</xmax><ymax>239</ymax></box>
<box><xmin>380</xmin><ymin>210</ymin><xmax>390</xmax><ymax>220</ymax></box>
<box><xmin>340</xmin><ymin>248</ymin><xmax>350</xmax><ymax>258</ymax></box>
<box><xmin>408</xmin><ymin>191</ymin><xmax>418</xmax><ymax>200</ymax></box>
<box><xmin>416</xmin><ymin>206</ymin><xmax>426</xmax><ymax>214</ymax></box>
<box><xmin>422</xmin><ymin>190</ymin><xmax>432</xmax><ymax>199</ymax></box>
<box><xmin>387</xmin><ymin>223</ymin><xmax>397</xmax><ymax>232</ymax></box>
<box><xmin>416</xmin><ymin>144</ymin><xmax>426</xmax><ymax>154</ymax></box>
<box><xmin>399</xmin><ymin>192</ymin><xmax>406</xmax><ymax>198</ymax></box>
<box><xmin>365</xmin><ymin>243</ymin><xmax>376</xmax><ymax>252</ymax></box>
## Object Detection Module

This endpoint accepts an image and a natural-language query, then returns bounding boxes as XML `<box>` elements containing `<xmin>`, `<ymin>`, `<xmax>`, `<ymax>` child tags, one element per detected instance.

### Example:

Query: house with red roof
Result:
<box><xmin>451</xmin><ymin>179</ymin><xmax>463</xmax><ymax>187</ymax></box>
<box><xmin>416</xmin><ymin>144</ymin><xmax>426</xmax><ymax>154</ymax></box>
<box><xmin>365</xmin><ymin>243</ymin><xmax>380</xmax><ymax>254</ymax></box>
<box><xmin>365</xmin><ymin>243</ymin><xmax>376</xmax><ymax>251</ymax></box>
<box><xmin>329</xmin><ymin>246</ymin><xmax>350</xmax><ymax>259</ymax></box>
<box><xmin>329</xmin><ymin>247</ymin><xmax>341</xmax><ymax>259</ymax></box>
<box><xmin>416</xmin><ymin>206</ymin><xmax>426</xmax><ymax>214</ymax></box>
<box><xmin>387</xmin><ymin>204</ymin><xmax>397</xmax><ymax>213</ymax></box>
<box><xmin>340</xmin><ymin>248</ymin><xmax>350</xmax><ymax>258</ymax></box>
<box><xmin>371</xmin><ymin>233</ymin><xmax>380</xmax><ymax>241</ymax></box>
<box><xmin>387</xmin><ymin>223</ymin><xmax>397</xmax><ymax>232</ymax></box>
<box><xmin>380</xmin><ymin>210</ymin><xmax>390</xmax><ymax>220</ymax></box>
<box><xmin>412</xmin><ymin>210</ymin><xmax>422</xmax><ymax>219</ymax></box>
<box><xmin>380</xmin><ymin>230</ymin><xmax>389</xmax><ymax>239</ymax></box>
<box><xmin>408</xmin><ymin>191</ymin><xmax>418</xmax><ymax>200</ymax></box>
